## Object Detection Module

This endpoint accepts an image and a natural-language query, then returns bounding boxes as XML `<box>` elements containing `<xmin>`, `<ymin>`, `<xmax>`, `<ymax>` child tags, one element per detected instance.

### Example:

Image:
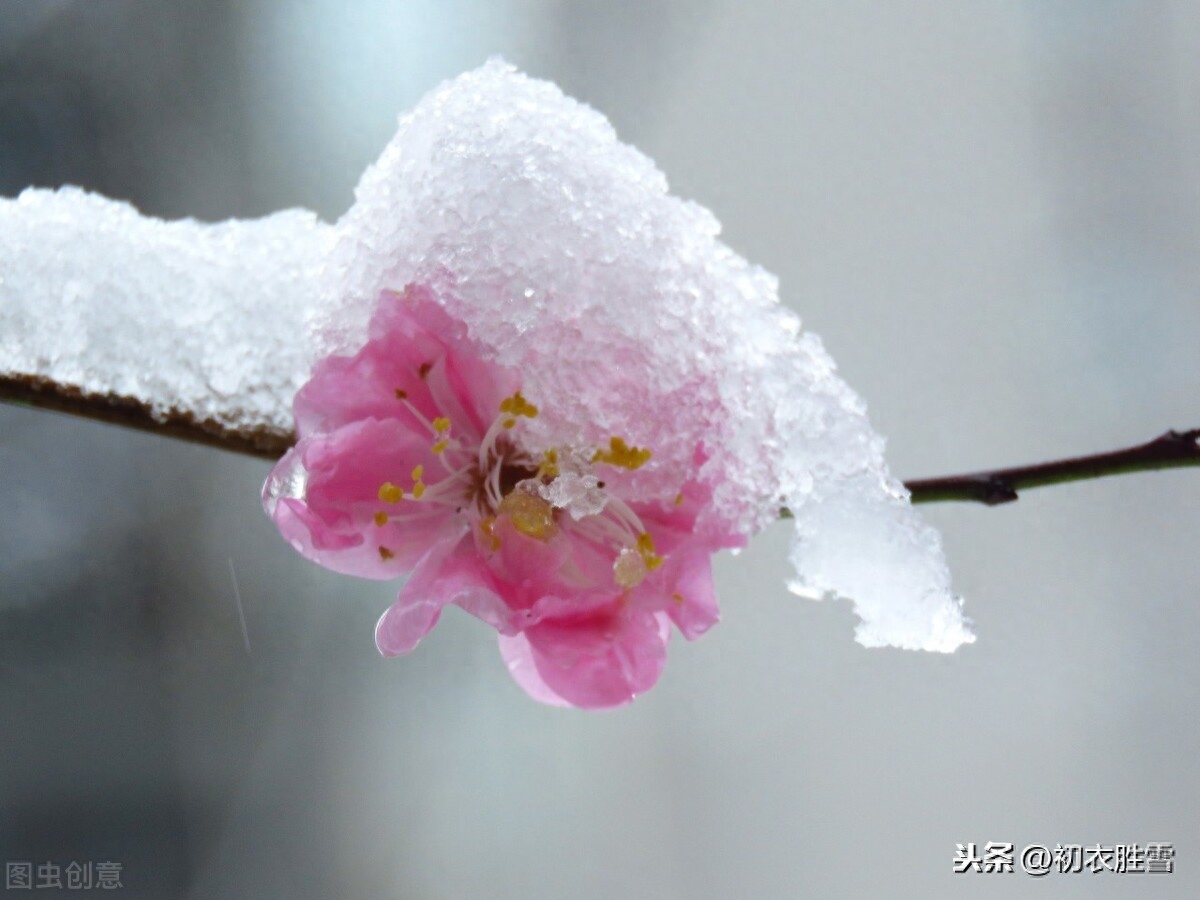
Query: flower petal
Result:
<box><xmin>515</xmin><ymin>609</ymin><xmax>670</xmax><ymax>709</ymax></box>
<box><xmin>375</xmin><ymin>529</ymin><xmax>492</xmax><ymax>656</ymax></box>
<box><xmin>658</xmin><ymin>548</ymin><xmax>720</xmax><ymax>640</ymax></box>
<box><xmin>296</xmin><ymin>286</ymin><xmax>517</xmax><ymax>444</ymax></box>
<box><xmin>267</xmin><ymin>418</ymin><xmax>460</xmax><ymax>577</ymax></box>
<box><xmin>485</xmin><ymin>517</ymin><xmax>573</xmax><ymax>606</ymax></box>
<box><xmin>497</xmin><ymin>632</ymin><xmax>572</xmax><ymax>708</ymax></box>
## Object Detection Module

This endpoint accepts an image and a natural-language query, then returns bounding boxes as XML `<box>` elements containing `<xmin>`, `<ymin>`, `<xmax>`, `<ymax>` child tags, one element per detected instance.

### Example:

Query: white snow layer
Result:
<box><xmin>0</xmin><ymin>60</ymin><xmax>972</xmax><ymax>653</ymax></box>
<box><xmin>0</xmin><ymin>187</ymin><xmax>333</xmax><ymax>434</ymax></box>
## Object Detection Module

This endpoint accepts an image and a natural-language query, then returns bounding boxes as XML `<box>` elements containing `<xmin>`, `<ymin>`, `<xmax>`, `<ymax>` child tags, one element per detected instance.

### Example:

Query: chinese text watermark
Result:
<box><xmin>954</xmin><ymin>842</ymin><xmax>1174</xmax><ymax>876</ymax></box>
<box><xmin>5</xmin><ymin>861</ymin><xmax>122</xmax><ymax>891</ymax></box>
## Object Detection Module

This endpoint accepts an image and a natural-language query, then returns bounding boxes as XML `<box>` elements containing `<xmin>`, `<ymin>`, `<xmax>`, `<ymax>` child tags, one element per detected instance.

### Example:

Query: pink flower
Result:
<box><xmin>264</xmin><ymin>285</ymin><xmax>743</xmax><ymax>708</ymax></box>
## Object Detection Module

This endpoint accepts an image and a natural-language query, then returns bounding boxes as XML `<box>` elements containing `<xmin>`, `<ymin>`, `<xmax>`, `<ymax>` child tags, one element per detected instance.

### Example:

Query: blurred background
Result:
<box><xmin>2</xmin><ymin>1</ymin><xmax>1199</xmax><ymax>897</ymax></box>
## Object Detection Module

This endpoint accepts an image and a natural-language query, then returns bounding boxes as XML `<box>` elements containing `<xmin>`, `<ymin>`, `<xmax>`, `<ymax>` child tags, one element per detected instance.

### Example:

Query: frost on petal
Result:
<box><xmin>315</xmin><ymin>60</ymin><xmax>973</xmax><ymax>653</ymax></box>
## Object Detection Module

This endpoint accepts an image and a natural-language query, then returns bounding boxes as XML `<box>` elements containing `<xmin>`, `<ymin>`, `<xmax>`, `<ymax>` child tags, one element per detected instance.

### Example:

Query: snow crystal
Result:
<box><xmin>319</xmin><ymin>60</ymin><xmax>972</xmax><ymax>652</ymax></box>
<box><xmin>1</xmin><ymin>60</ymin><xmax>972</xmax><ymax>653</ymax></box>
<box><xmin>536</xmin><ymin>471</ymin><xmax>608</xmax><ymax>521</ymax></box>
<box><xmin>0</xmin><ymin>187</ymin><xmax>333</xmax><ymax>435</ymax></box>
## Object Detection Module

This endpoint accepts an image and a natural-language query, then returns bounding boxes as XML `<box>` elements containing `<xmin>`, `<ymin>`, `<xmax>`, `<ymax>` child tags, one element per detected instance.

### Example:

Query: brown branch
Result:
<box><xmin>904</xmin><ymin>429</ymin><xmax>1200</xmax><ymax>505</ymax></box>
<box><xmin>4</xmin><ymin>373</ymin><xmax>1199</xmax><ymax>505</ymax></box>
<box><xmin>0</xmin><ymin>373</ymin><xmax>292</xmax><ymax>460</ymax></box>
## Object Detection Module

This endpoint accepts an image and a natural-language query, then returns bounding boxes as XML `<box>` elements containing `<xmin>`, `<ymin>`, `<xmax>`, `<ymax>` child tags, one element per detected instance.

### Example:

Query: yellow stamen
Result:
<box><xmin>412</xmin><ymin>482</ymin><xmax>426</xmax><ymax>500</ymax></box>
<box><xmin>479</xmin><ymin>516</ymin><xmax>501</xmax><ymax>552</ymax></box>
<box><xmin>537</xmin><ymin>448</ymin><xmax>559</xmax><ymax>479</ymax></box>
<box><xmin>593</xmin><ymin>436</ymin><xmax>652</xmax><ymax>471</ymax></box>
<box><xmin>431</xmin><ymin>439</ymin><xmax>449</xmax><ymax>455</ymax></box>
<box><xmin>373</xmin><ymin>511</ymin><xmax>389</xmax><ymax>527</ymax></box>
<box><xmin>674</xmin><ymin>492</ymin><xmax>685</xmax><ymax>507</ymax></box>
<box><xmin>637</xmin><ymin>532</ymin><xmax>664</xmax><ymax>570</ymax></box>
<box><xmin>502</xmin><ymin>418</ymin><xmax>516</xmax><ymax>429</ymax></box>
<box><xmin>432</xmin><ymin>417</ymin><xmax>450</xmax><ymax>433</ymax></box>
<box><xmin>378</xmin><ymin>482</ymin><xmax>403</xmax><ymax>504</ymax></box>
<box><xmin>411</xmin><ymin>465</ymin><xmax>424</xmax><ymax>482</ymax></box>
<box><xmin>497</xmin><ymin>491</ymin><xmax>557</xmax><ymax>541</ymax></box>
<box><xmin>499</xmin><ymin>390</ymin><xmax>538</xmax><ymax>419</ymax></box>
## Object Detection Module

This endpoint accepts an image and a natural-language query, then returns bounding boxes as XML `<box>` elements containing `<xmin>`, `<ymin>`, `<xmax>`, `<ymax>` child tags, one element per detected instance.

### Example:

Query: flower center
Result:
<box><xmin>377</xmin><ymin>381</ymin><xmax>663</xmax><ymax>587</ymax></box>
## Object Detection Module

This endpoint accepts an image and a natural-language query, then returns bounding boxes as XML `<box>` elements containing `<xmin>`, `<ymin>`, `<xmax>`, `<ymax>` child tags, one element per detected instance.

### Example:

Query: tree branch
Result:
<box><xmin>4</xmin><ymin>372</ymin><xmax>1199</xmax><ymax>505</ymax></box>
<box><xmin>904</xmin><ymin>428</ymin><xmax>1200</xmax><ymax>505</ymax></box>
<box><xmin>0</xmin><ymin>373</ymin><xmax>292</xmax><ymax>460</ymax></box>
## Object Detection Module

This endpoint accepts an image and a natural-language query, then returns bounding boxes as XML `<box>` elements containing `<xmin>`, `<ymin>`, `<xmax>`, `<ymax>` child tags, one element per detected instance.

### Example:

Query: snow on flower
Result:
<box><xmin>265</xmin><ymin>285</ymin><xmax>742</xmax><ymax>708</ymax></box>
<box><xmin>256</xmin><ymin>58</ymin><xmax>973</xmax><ymax>707</ymax></box>
<box><xmin>0</xmin><ymin>59</ymin><xmax>971</xmax><ymax>699</ymax></box>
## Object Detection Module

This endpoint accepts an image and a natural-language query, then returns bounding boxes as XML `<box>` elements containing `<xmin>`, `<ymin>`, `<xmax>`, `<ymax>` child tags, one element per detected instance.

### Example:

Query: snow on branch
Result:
<box><xmin>4</xmin><ymin>61</ymin><xmax>972</xmax><ymax>655</ymax></box>
<box><xmin>0</xmin><ymin>187</ymin><xmax>333</xmax><ymax>449</ymax></box>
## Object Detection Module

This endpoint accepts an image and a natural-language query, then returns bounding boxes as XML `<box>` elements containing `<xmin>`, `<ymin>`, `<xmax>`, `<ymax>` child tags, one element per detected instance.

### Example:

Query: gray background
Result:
<box><xmin>2</xmin><ymin>1</ymin><xmax>1198</xmax><ymax>897</ymax></box>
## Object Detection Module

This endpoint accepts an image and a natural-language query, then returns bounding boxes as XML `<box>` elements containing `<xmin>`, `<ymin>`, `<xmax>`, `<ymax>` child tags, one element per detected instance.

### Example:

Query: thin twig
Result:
<box><xmin>905</xmin><ymin>429</ymin><xmax>1200</xmax><ymax>505</ymax></box>
<box><xmin>3</xmin><ymin>372</ymin><xmax>1199</xmax><ymax>505</ymax></box>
